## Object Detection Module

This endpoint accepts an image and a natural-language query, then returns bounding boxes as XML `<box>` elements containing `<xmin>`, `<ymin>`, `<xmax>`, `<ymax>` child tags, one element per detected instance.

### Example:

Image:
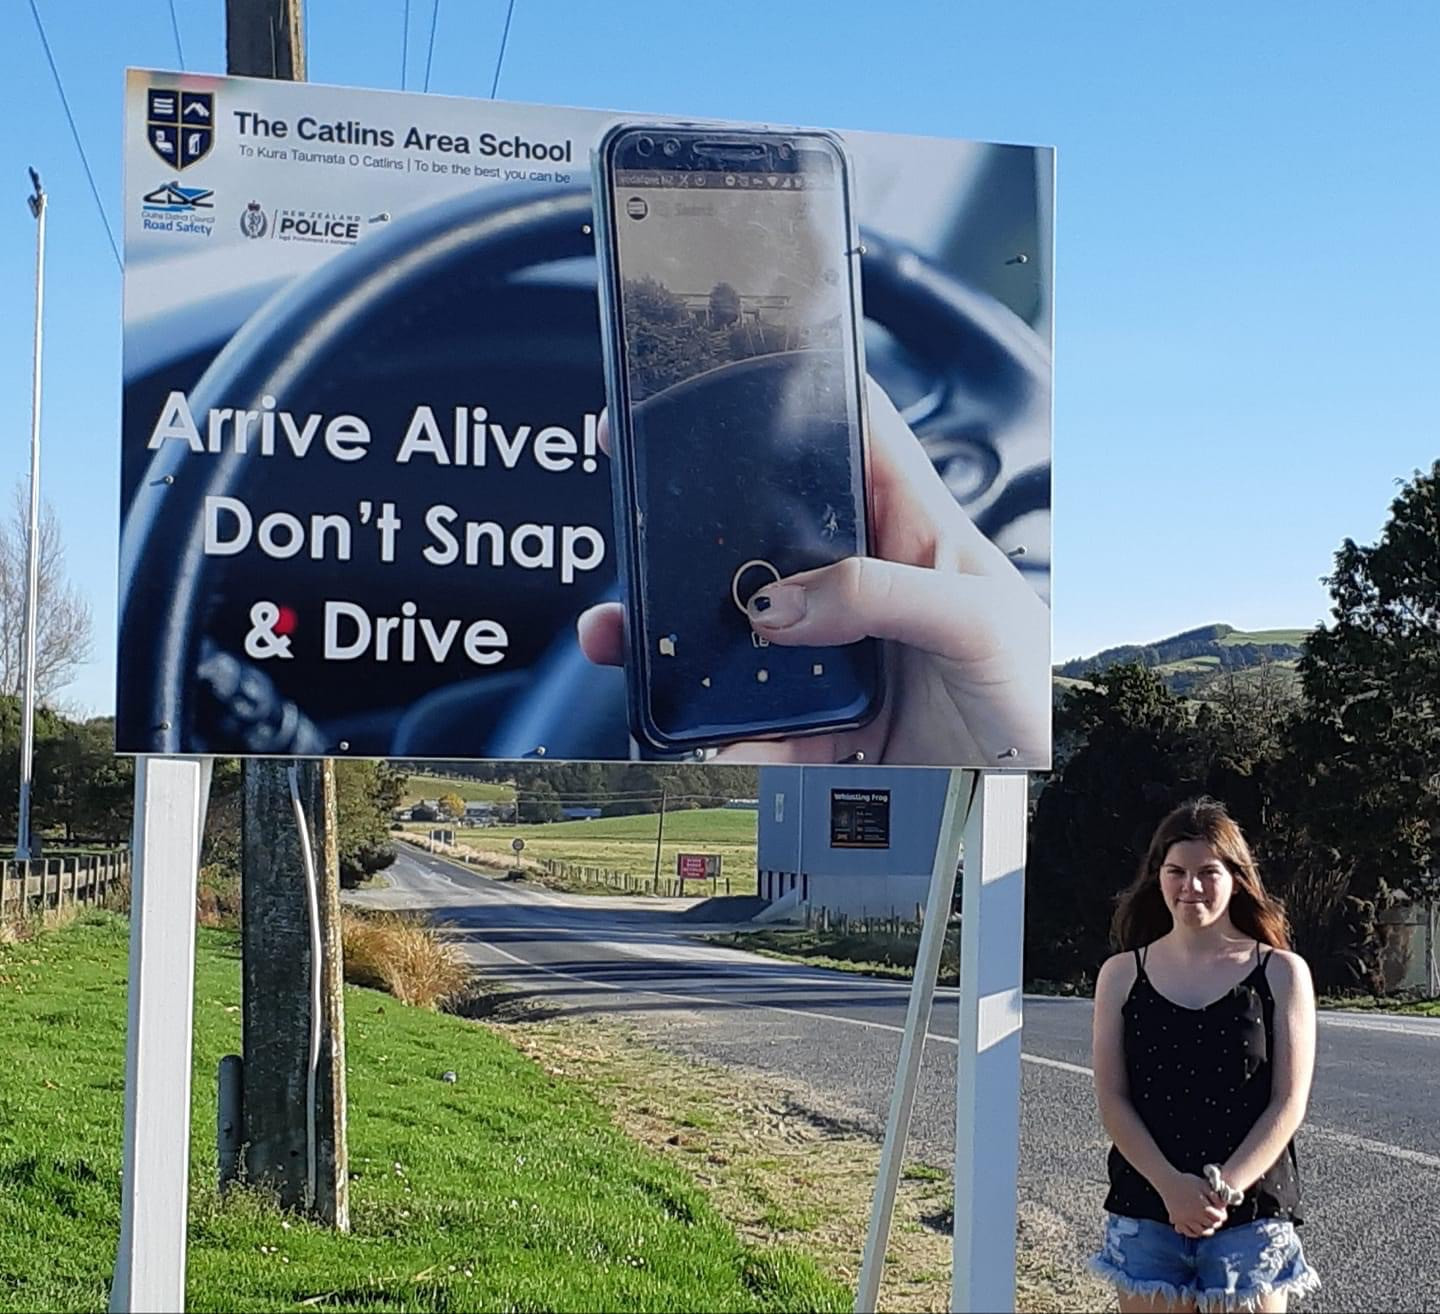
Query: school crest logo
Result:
<box><xmin>147</xmin><ymin>88</ymin><xmax>214</xmax><ymax>170</ymax></box>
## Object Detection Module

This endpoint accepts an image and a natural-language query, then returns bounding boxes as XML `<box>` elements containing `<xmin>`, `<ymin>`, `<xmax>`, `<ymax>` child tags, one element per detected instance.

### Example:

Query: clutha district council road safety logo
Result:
<box><xmin>146</xmin><ymin>88</ymin><xmax>214</xmax><ymax>169</ymax></box>
<box><xmin>240</xmin><ymin>202</ymin><xmax>268</xmax><ymax>238</ymax></box>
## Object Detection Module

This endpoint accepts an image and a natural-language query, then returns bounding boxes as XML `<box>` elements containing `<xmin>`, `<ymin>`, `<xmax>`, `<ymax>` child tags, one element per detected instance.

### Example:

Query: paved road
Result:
<box><xmin>355</xmin><ymin>847</ymin><xmax>1440</xmax><ymax>1313</ymax></box>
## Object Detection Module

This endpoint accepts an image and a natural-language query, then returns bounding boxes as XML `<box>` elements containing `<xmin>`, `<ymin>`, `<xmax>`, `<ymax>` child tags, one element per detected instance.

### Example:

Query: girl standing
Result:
<box><xmin>1090</xmin><ymin>798</ymin><xmax>1320</xmax><ymax>1312</ymax></box>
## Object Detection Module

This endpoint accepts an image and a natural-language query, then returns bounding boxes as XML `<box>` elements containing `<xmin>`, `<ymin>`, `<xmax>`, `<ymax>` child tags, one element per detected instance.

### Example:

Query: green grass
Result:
<box><xmin>407</xmin><ymin>808</ymin><xmax>759</xmax><ymax>891</ymax></box>
<box><xmin>506</xmin><ymin>809</ymin><xmax>756</xmax><ymax>843</ymax></box>
<box><xmin>704</xmin><ymin>926</ymin><xmax>959</xmax><ymax>986</ymax></box>
<box><xmin>401</xmin><ymin>773</ymin><xmax>515</xmax><ymax>806</ymax></box>
<box><xmin>1215</xmin><ymin>628</ymin><xmax>1309</xmax><ymax>647</ymax></box>
<box><xmin>0</xmin><ymin>912</ymin><xmax>846</xmax><ymax>1313</ymax></box>
<box><xmin>1152</xmin><ymin>655</ymin><xmax>1222</xmax><ymax>673</ymax></box>
<box><xmin>901</xmin><ymin>1163</ymin><xmax>947</xmax><ymax>1184</ymax></box>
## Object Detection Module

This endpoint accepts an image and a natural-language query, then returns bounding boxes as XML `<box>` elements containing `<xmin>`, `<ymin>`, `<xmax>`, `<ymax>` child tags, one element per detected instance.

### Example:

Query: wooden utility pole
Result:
<box><xmin>239</xmin><ymin>761</ymin><xmax>348</xmax><ymax>1224</ymax></box>
<box><xmin>225</xmin><ymin>0</ymin><xmax>348</xmax><ymax>1229</ymax></box>
<box><xmin>227</xmin><ymin>0</ymin><xmax>306</xmax><ymax>80</ymax></box>
<box><xmin>653</xmin><ymin>787</ymin><xmax>667</xmax><ymax>890</ymax></box>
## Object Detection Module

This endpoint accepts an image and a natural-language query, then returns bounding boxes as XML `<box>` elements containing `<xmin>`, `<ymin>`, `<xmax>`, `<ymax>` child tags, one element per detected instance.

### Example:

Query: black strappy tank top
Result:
<box><xmin>1104</xmin><ymin>942</ymin><xmax>1302</xmax><ymax>1227</ymax></box>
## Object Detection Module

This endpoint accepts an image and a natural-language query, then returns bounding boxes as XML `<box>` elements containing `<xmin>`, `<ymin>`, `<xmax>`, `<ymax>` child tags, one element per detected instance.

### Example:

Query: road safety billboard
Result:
<box><xmin>120</xmin><ymin>70</ymin><xmax>1053</xmax><ymax>767</ymax></box>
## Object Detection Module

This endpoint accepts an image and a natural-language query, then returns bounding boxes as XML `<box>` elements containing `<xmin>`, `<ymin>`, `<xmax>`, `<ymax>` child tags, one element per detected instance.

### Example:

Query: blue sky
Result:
<box><xmin>4</xmin><ymin>0</ymin><xmax>1438</xmax><ymax>716</ymax></box>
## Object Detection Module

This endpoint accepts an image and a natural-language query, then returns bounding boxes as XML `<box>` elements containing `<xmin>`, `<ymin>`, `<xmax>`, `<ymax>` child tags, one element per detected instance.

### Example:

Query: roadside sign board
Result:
<box><xmin>118</xmin><ymin>69</ymin><xmax>1053</xmax><ymax>768</ymax></box>
<box><xmin>830</xmin><ymin>789</ymin><xmax>891</xmax><ymax>849</ymax></box>
<box><xmin>677</xmin><ymin>853</ymin><xmax>721</xmax><ymax>880</ymax></box>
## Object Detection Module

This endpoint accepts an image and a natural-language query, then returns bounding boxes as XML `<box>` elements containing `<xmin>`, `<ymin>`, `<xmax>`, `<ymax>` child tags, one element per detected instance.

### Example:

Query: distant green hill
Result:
<box><xmin>1056</xmin><ymin>623</ymin><xmax>1308</xmax><ymax>697</ymax></box>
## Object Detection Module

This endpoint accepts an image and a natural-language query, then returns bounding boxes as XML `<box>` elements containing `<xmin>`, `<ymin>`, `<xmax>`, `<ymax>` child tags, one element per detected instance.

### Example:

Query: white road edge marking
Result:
<box><xmin>1308</xmin><ymin>1129</ymin><xmax>1440</xmax><ymax>1170</ymax></box>
<box><xmin>1022</xmin><ymin>1052</ymin><xmax>1094</xmax><ymax>1078</ymax></box>
<box><xmin>476</xmin><ymin>941</ymin><xmax>1440</xmax><ymax>1173</ymax></box>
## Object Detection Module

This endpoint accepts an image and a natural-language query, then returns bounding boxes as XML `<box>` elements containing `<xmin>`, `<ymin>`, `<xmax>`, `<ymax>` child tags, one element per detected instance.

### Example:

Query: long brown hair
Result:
<box><xmin>1111</xmin><ymin>797</ymin><xmax>1290</xmax><ymax>951</ymax></box>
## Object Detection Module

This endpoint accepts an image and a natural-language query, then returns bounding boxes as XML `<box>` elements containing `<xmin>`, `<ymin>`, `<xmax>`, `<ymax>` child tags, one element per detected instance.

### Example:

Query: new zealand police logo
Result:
<box><xmin>147</xmin><ymin>88</ymin><xmax>214</xmax><ymax>170</ymax></box>
<box><xmin>240</xmin><ymin>202</ymin><xmax>268</xmax><ymax>239</ymax></box>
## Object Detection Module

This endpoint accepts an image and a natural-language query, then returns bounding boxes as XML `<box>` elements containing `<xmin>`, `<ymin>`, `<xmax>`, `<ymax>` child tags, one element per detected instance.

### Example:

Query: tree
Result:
<box><xmin>334</xmin><ymin>761</ymin><xmax>400</xmax><ymax>888</ymax></box>
<box><xmin>1025</xmin><ymin>664</ymin><xmax>1211</xmax><ymax>982</ymax></box>
<box><xmin>374</xmin><ymin>763</ymin><xmax>407</xmax><ymax>815</ymax></box>
<box><xmin>1293</xmin><ymin>462</ymin><xmax>1440</xmax><ymax>907</ymax></box>
<box><xmin>202</xmin><ymin>758</ymin><xmax>244</xmax><ymax>879</ymax></box>
<box><xmin>0</xmin><ymin>486</ymin><xmax>93</xmax><ymax>700</ymax></box>
<box><xmin>437</xmin><ymin>792</ymin><xmax>465</xmax><ymax>822</ymax></box>
<box><xmin>1027</xmin><ymin>659</ymin><xmax>1393</xmax><ymax>991</ymax></box>
<box><xmin>1193</xmin><ymin>658</ymin><xmax>1300</xmax><ymax>772</ymax></box>
<box><xmin>35</xmin><ymin>717</ymin><xmax>133</xmax><ymax>842</ymax></box>
<box><xmin>0</xmin><ymin>695</ymin><xmax>68</xmax><ymax>840</ymax></box>
<box><xmin>516</xmin><ymin>779</ymin><xmax>564</xmax><ymax>824</ymax></box>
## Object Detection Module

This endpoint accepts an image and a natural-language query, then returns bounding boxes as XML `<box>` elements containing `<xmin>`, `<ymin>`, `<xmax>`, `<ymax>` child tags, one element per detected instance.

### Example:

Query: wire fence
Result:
<box><xmin>539</xmin><ymin>859</ymin><xmax>731</xmax><ymax>899</ymax></box>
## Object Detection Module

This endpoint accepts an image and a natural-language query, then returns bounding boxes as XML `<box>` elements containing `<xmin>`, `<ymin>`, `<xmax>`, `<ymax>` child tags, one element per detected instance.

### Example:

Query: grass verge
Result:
<box><xmin>704</xmin><ymin>926</ymin><xmax>959</xmax><ymax>986</ymax></box>
<box><xmin>0</xmin><ymin>912</ymin><xmax>846</xmax><ymax>1313</ymax></box>
<box><xmin>495</xmin><ymin>1013</ymin><xmax>1110</xmax><ymax>1313</ymax></box>
<box><xmin>1316</xmin><ymin>992</ymin><xmax>1440</xmax><ymax>1017</ymax></box>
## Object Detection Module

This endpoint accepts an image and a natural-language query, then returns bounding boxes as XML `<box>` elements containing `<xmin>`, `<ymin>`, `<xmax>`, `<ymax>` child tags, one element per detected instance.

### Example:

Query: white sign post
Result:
<box><xmin>952</xmin><ymin>770</ymin><xmax>1028</xmax><ymax>1313</ymax></box>
<box><xmin>856</xmin><ymin>769</ymin><xmax>1028</xmax><ymax>1314</ymax></box>
<box><xmin>110</xmin><ymin>756</ymin><xmax>210</xmax><ymax>1314</ymax></box>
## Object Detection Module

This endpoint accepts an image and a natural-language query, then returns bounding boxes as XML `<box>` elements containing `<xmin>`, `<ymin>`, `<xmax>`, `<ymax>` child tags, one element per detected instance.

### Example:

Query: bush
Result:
<box><xmin>340</xmin><ymin>910</ymin><xmax>469</xmax><ymax>1009</ymax></box>
<box><xmin>1</xmin><ymin>899</ymin><xmax>84</xmax><ymax>943</ymax></box>
<box><xmin>197</xmin><ymin>864</ymin><xmax>241</xmax><ymax>928</ymax></box>
<box><xmin>339</xmin><ymin>838</ymin><xmax>396</xmax><ymax>890</ymax></box>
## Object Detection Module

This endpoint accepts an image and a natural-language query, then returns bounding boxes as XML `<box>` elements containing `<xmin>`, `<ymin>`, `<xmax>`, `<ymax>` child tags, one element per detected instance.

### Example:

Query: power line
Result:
<box><xmin>422</xmin><ymin>0</ymin><xmax>440</xmax><ymax>92</ymax></box>
<box><xmin>25</xmin><ymin>0</ymin><xmax>122</xmax><ymax>272</ymax></box>
<box><xmin>489</xmin><ymin>0</ymin><xmax>517</xmax><ymax>98</ymax></box>
<box><xmin>401</xmin><ymin>0</ymin><xmax>410</xmax><ymax>89</ymax></box>
<box><xmin>166</xmin><ymin>0</ymin><xmax>185</xmax><ymax>69</ymax></box>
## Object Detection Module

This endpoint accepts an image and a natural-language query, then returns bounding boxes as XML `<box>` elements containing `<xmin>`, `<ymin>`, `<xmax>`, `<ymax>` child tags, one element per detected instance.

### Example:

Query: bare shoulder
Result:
<box><xmin>1265</xmin><ymin>948</ymin><xmax>1315</xmax><ymax>999</ymax></box>
<box><xmin>1094</xmin><ymin>951</ymin><xmax>1138</xmax><ymax>1003</ymax></box>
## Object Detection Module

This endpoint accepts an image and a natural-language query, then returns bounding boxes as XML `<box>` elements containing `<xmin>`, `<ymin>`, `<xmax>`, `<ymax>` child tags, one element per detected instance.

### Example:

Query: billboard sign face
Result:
<box><xmin>119</xmin><ymin>70</ymin><xmax>1053</xmax><ymax>768</ymax></box>
<box><xmin>830</xmin><ymin>789</ymin><xmax>892</xmax><ymax>849</ymax></box>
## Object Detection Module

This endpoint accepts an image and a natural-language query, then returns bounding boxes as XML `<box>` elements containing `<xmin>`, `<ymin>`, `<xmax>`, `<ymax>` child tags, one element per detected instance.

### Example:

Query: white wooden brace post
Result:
<box><xmin>855</xmin><ymin>769</ymin><xmax>973</xmax><ymax>1313</ymax></box>
<box><xmin>952</xmin><ymin>770</ymin><xmax>1028</xmax><ymax>1313</ymax></box>
<box><xmin>110</xmin><ymin>756</ymin><xmax>211</xmax><ymax>1314</ymax></box>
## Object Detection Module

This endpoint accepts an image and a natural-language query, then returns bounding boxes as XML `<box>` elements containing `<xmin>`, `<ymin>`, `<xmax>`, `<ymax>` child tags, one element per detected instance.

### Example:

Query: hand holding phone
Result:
<box><xmin>578</xmin><ymin>379</ymin><xmax>1052</xmax><ymax>767</ymax></box>
<box><xmin>592</xmin><ymin>122</ymin><xmax>884</xmax><ymax>753</ymax></box>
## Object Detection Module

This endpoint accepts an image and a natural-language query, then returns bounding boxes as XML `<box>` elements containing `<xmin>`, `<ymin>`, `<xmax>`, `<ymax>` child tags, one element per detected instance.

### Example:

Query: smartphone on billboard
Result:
<box><xmin>592</xmin><ymin>122</ymin><xmax>884</xmax><ymax>754</ymax></box>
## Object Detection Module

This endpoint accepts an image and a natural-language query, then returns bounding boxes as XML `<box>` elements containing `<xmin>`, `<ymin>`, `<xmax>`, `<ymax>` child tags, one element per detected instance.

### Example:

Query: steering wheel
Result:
<box><xmin>118</xmin><ymin>184</ymin><xmax>1049</xmax><ymax>758</ymax></box>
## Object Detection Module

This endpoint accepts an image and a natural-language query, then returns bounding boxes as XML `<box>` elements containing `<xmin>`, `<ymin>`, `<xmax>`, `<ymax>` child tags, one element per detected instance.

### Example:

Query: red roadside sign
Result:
<box><xmin>677</xmin><ymin>853</ymin><xmax>721</xmax><ymax>880</ymax></box>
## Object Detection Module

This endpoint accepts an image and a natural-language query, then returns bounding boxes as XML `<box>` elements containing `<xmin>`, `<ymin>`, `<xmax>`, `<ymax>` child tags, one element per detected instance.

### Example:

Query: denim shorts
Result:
<box><xmin>1089</xmin><ymin>1213</ymin><xmax>1320</xmax><ymax>1312</ymax></box>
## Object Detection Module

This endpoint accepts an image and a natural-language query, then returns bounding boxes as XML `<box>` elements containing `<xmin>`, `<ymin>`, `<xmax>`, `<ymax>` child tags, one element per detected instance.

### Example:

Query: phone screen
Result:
<box><xmin>603</xmin><ymin>129</ymin><xmax>881</xmax><ymax>748</ymax></box>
